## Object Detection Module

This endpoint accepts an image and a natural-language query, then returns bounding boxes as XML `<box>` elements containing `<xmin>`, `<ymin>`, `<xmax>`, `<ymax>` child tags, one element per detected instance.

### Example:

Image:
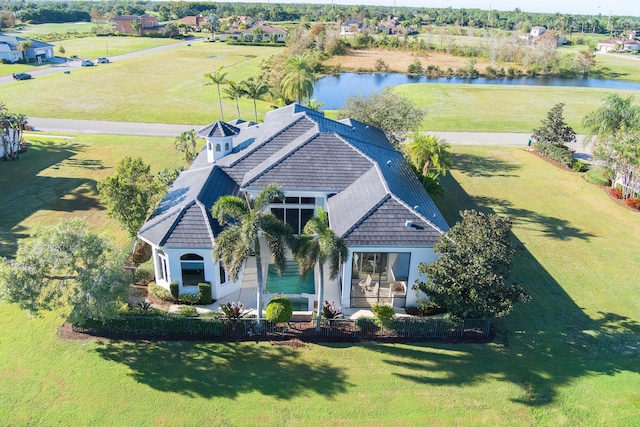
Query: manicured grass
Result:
<box><xmin>594</xmin><ymin>52</ymin><xmax>640</xmax><ymax>81</ymax></box>
<box><xmin>0</xmin><ymin>133</ymin><xmax>183</xmax><ymax>256</ymax></box>
<box><xmin>51</xmin><ymin>36</ymin><xmax>180</xmax><ymax>60</ymax></box>
<box><xmin>0</xmin><ymin>43</ymin><xmax>282</xmax><ymax>124</ymax></box>
<box><xmin>394</xmin><ymin>84</ymin><xmax>640</xmax><ymax>132</ymax></box>
<box><xmin>8</xmin><ymin>22</ymin><xmax>95</xmax><ymax>35</ymax></box>
<box><xmin>1</xmin><ymin>144</ymin><xmax>639</xmax><ymax>426</ymax></box>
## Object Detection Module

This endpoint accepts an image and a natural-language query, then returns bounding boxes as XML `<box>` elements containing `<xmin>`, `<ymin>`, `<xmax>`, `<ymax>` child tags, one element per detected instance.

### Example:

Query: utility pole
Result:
<box><xmin>488</xmin><ymin>3</ymin><xmax>492</xmax><ymax>28</ymax></box>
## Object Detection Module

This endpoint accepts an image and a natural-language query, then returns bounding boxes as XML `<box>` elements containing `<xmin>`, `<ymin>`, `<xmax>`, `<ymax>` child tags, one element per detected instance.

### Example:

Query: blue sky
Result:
<box><xmin>243</xmin><ymin>0</ymin><xmax>637</xmax><ymax>16</ymax></box>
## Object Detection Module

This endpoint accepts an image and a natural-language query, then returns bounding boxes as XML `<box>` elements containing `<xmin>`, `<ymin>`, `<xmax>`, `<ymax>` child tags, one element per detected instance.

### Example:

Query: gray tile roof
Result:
<box><xmin>198</xmin><ymin>121</ymin><xmax>240</xmax><ymax>138</ymax></box>
<box><xmin>139</xmin><ymin>103</ymin><xmax>448</xmax><ymax>249</ymax></box>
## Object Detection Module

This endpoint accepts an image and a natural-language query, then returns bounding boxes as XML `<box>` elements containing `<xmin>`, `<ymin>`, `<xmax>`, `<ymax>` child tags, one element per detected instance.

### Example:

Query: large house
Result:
<box><xmin>218</xmin><ymin>23</ymin><xmax>287</xmax><ymax>42</ymax></box>
<box><xmin>138</xmin><ymin>104</ymin><xmax>449</xmax><ymax>311</ymax></box>
<box><xmin>113</xmin><ymin>14</ymin><xmax>161</xmax><ymax>35</ymax></box>
<box><xmin>0</xmin><ymin>35</ymin><xmax>54</xmax><ymax>63</ymax></box>
<box><xmin>597</xmin><ymin>31</ymin><xmax>640</xmax><ymax>52</ymax></box>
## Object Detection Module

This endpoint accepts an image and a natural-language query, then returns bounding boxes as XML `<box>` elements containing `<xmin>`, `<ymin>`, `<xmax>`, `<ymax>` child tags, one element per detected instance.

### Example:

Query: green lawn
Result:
<box><xmin>394</xmin><ymin>84</ymin><xmax>640</xmax><ymax>132</ymax></box>
<box><xmin>0</xmin><ymin>43</ymin><xmax>282</xmax><ymax>124</ymax></box>
<box><xmin>1</xmin><ymin>143</ymin><xmax>639</xmax><ymax>425</ymax></box>
<box><xmin>0</xmin><ymin>133</ymin><xmax>183</xmax><ymax>256</ymax></box>
<box><xmin>7</xmin><ymin>21</ymin><xmax>95</xmax><ymax>36</ymax></box>
<box><xmin>51</xmin><ymin>36</ymin><xmax>180</xmax><ymax>60</ymax></box>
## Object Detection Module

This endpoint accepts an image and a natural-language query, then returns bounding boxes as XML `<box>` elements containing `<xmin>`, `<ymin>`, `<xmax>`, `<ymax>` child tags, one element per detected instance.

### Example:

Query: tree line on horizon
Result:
<box><xmin>2</xmin><ymin>0</ymin><xmax>638</xmax><ymax>35</ymax></box>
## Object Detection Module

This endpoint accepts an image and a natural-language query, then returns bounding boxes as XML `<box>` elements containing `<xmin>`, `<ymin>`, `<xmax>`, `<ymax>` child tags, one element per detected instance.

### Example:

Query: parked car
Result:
<box><xmin>97</xmin><ymin>57</ymin><xmax>110</xmax><ymax>64</ymax></box>
<box><xmin>81</xmin><ymin>60</ymin><xmax>95</xmax><ymax>67</ymax></box>
<box><xmin>13</xmin><ymin>73</ymin><xmax>32</xmax><ymax>80</ymax></box>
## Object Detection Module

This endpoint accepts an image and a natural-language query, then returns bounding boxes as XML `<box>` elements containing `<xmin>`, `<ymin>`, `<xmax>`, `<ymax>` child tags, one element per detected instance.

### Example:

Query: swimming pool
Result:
<box><xmin>265</xmin><ymin>261</ymin><xmax>315</xmax><ymax>295</ymax></box>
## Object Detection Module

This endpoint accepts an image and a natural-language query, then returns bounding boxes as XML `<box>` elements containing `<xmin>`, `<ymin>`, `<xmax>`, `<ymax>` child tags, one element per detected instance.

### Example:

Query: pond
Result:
<box><xmin>314</xmin><ymin>73</ymin><xmax>640</xmax><ymax>110</ymax></box>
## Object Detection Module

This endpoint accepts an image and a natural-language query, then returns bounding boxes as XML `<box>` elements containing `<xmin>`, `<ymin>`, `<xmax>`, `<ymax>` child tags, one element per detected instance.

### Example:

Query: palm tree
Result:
<box><xmin>223</xmin><ymin>81</ymin><xmax>243</xmax><ymax>120</ymax></box>
<box><xmin>239</xmin><ymin>77</ymin><xmax>269</xmax><ymax>122</ymax></box>
<box><xmin>174</xmin><ymin>130</ymin><xmax>198</xmax><ymax>165</ymax></box>
<box><xmin>281</xmin><ymin>55</ymin><xmax>317</xmax><ymax>104</ymax></box>
<box><xmin>294</xmin><ymin>207</ymin><xmax>348</xmax><ymax>330</ymax></box>
<box><xmin>402</xmin><ymin>132</ymin><xmax>453</xmax><ymax>182</ymax></box>
<box><xmin>582</xmin><ymin>94</ymin><xmax>640</xmax><ymax>145</ymax></box>
<box><xmin>304</xmin><ymin>98</ymin><xmax>324</xmax><ymax>111</ymax></box>
<box><xmin>17</xmin><ymin>40</ymin><xmax>32</xmax><ymax>63</ymax></box>
<box><xmin>211</xmin><ymin>184</ymin><xmax>293</xmax><ymax>322</ymax></box>
<box><xmin>204</xmin><ymin>66</ymin><xmax>229</xmax><ymax>121</ymax></box>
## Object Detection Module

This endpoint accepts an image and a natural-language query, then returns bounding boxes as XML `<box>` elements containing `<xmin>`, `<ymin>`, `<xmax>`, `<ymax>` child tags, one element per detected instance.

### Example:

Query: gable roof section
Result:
<box><xmin>138</xmin><ymin>165</ymin><xmax>238</xmax><ymax>248</ymax></box>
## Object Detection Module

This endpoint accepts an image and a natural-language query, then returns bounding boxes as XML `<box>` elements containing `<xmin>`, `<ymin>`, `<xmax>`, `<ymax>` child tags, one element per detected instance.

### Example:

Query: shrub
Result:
<box><xmin>322</xmin><ymin>301</ymin><xmax>344</xmax><ymax>319</ymax></box>
<box><xmin>148</xmin><ymin>281</ymin><xmax>172</xmax><ymax>301</ymax></box>
<box><xmin>571</xmin><ymin>159</ymin><xmax>590</xmax><ymax>172</ymax></box>
<box><xmin>625</xmin><ymin>198</ymin><xmax>640</xmax><ymax>210</ymax></box>
<box><xmin>198</xmin><ymin>282</ymin><xmax>212</xmax><ymax>304</ymax></box>
<box><xmin>407</xmin><ymin>58</ymin><xmax>423</xmax><ymax>75</ymax></box>
<box><xmin>0</xmin><ymin>58</ymin><xmax>9</xmax><ymax>64</ymax></box>
<box><xmin>265</xmin><ymin>296</ymin><xmax>293</xmax><ymax>323</ymax></box>
<box><xmin>169</xmin><ymin>281</ymin><xmax>179</xmax><ymax>300</ymax></box>
<box><xmin>371</xmin><ymin>304</ymin><xmax>395</xmax><ymax>329</ymax></box>
<box><xmin>179</xmin><ymin>306</ymin><xmax>198</xmax><ymax>317</ymax></box>
<box><xmin>611</xmin><ymin>188</ymin><xmax>623</xmax><ymax>199</ymax></box>
<box><xmin>135</xmin><ymin>268</ymin><xmax>154</xmax><ymax>282</ymax></box>
<box><xmin>178</xmin><ymin>293</ymin><xmax>201</xmax><ymax>305</ymax></box>
<box><xmin>374</xmin><ymin>58</ymin><xmax>389</xmax><ymax>72</ymax></box>
<box><xmin>355</xmin><ymin>317</ymin><xmax>379</xmax><ymax>332</ymax></box>
<box><xmin>585</xmin><ymin>167</ymin><xmax>611</xmax><ymax>186</ymax></box>
<box><xmin>120</xmin><ymin>307</ymin><xmax>166</xmax><ymax>317</ymax></box>
<box><xmin>533</xmin><ymin>140</ymin><xmax>574</xmax><ymax>167</ymax></box>
<box><xmin>219</xmin><ymin>301</ymin><xmax>246</xmax><ymax>319</ymax></box>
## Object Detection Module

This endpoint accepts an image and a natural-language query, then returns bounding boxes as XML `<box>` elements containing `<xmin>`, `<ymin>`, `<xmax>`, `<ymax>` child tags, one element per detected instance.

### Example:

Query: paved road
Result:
<box><xmin>26</xmin><ymin>117</ymin><xmax>592</xmax><ymax>158</ymax></box>
<box><xmin>0</xmin><ymin>38</ymin><xmax>202</xmax><ymax>84</ymax></box>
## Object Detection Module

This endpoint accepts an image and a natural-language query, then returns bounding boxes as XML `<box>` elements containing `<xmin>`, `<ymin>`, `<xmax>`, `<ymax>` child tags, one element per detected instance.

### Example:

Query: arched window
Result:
<box><xmin>180</xmin><ymin>253</ymin><xmax>204</xmax><ymax>286</ymax></box>
<box><xmin>224</xmin><ymin>142</ymin><xmax>230</xmax><ymax>150</ymax></box>
<box><xmin>215</xmin><ymin>144</ymin><xmax>221</xmax><ymax>152</ymax></box>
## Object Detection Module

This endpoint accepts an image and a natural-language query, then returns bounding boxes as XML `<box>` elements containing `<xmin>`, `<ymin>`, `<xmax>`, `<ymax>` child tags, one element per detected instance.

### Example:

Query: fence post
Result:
<box><xmin>434</xmin><ymin>319</ymin><xmax>439</xmax><ymax>338</ymax></box>
<box><xmin>460</xmin><ymin>319</ymin><xmax>465</xmax><ymax>336</ymax></box>
<box><xmin>407</xmin><ymin>318</ymin><xmax>411</xmax><ymax>338</ymax></box>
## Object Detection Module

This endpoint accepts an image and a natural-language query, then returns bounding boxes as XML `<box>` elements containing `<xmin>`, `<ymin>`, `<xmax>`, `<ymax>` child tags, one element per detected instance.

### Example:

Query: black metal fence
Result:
<box><xmin>75</xmin><ymin>316</ymin><xmax>492</xmax><ymax>342</ymax></box>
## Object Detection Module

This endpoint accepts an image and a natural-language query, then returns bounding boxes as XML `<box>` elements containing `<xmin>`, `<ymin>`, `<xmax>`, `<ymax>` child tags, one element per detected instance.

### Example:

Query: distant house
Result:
<box><xmin>597</xmin><ymin>34</ymin><xmax>640</xmax><ymax>52</ymax></box>
<box><xmin>113</xmin><ymin>14</ymin><xmax>161</xmax><ymax>35</ymax></box>
<box><xmin>219</xmin><ymin>15</ymin><xmax>253</xmax><ymax>29</ymax></box>
<box><xmin>530</xmin><ymin>26</ymin><xmax>546</xmax><ymax>37</ymax></box>
<box><xmin>378</xmin><ymin>16</ymin><xmax>403</xmax><ymax>35</ymax></box>
<box><xmin>341</xmin><ymin>18</ymin><xmax>363</xmax><ymax>35</ymax></box>
<box><xmin>219</xmin><ymin>23</ymin><xmax>286</xmax><ymax>42</ymax></box>
<box><xmin>173</xmin><ymin>15</ymin><xmax>207</xmax><ymax>32</ymax></box>
<box><xmin>0</xmin><ymin>35</ymin><xmax>54</xmax><ymax>63</ymax></box>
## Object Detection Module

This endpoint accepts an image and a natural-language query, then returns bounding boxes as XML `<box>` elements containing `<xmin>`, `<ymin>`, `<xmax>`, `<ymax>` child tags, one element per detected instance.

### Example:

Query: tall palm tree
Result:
<box><xmin>173</xmin><ymin>130</ymin><xmax>198</xmax><ymax>166</ymax></box>
<box><xmin>294</xmin><ymin>207</ymin><xmax>348</xmax><ymax>330</ymax></box>
<box><xmin>17</xmin><ymin>40</ymin><xmax>32</xmax><ymax>63</ymax></box>
<box><xmin>402</xmin><ymin>132</ymin><xmax>453</xmax><ymax>182</ymax></box>
<box><xmin>223</xmin><ymin>81</ymin><xmax>243</xmax><ymax>120</ymax></box>
<box><xmin>239</xmin><ymin>77</ymin><xmax>269</xmax><ymax>122</ymax></box>
<box><xmin>204</xmin><ymin>66</ymin><xmax>229</xmax><ymax>121</ymax></box>
<box><xmin>281</xmin><ymin>55</ymin><xmax>317</xmax><ymax>104</ymax></box>
<box><xmin>211</xmin><ymin>184</ymin><xmax>293</xmax><ymax>322</ymax></box>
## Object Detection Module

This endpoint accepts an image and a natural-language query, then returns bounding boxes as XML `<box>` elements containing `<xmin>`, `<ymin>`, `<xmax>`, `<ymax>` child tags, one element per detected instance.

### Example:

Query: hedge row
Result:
<box><xmin>148</xmin><ymin>281</ymin><xmax>212</xmax><ymax>305</ymax></box>
<box><xmin>534</xmin><ymin>141</ymin><xmax>574</xmax><ymax>166</ymax></box>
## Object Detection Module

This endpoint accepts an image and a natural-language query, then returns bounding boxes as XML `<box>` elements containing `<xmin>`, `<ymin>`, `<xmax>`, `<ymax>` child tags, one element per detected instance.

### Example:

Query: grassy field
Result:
<box><xmin>0</xmin><ymin>42</ymin><xmax>281</xmax><ymax>124</ymax></box>
<box><xmin>7</xmin><ymin>21</ymin><xmax>95</xmax><ymax>36</ymax></box>
<box><xmin>393</xmin><ymin>84</ymin><xmax>640</xmax><ymax>132</ymax></box>
<box><xmin>1</xmin><ymin>142</ymin><xmax>639</xmax><ymax>425</ymax></box>
<box><xmin>51</xmin><ymin>37</ymin><xmax>180</xmax><ymax>60</ymax></box>
<box><xmin>0</xmin><ymin>133</ymin><xmax>183</xmax><ymax>256</ymax></box>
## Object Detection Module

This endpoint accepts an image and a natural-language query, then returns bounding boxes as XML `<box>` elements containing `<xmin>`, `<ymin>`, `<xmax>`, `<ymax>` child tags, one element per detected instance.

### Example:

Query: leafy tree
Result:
<box><xmin>281</xmin><ymin>54</ymin><xmax>317</xmax><ymax>104</ymax></box>
<box><xmin>174</xmin><ymin>129</ymin><xmax>199</xmax><ymax>166</ymax></box>
<box><xmin>337</xmin><ymin>87</ymin><xmax>426</xmax><ymax>146</ymax></box>
<box><xmin>130</xmin><ymin>18</ymin><xmax>142</xmax><ymax>36</ymax></box>
<box><xmin>163</xmin><ymin>23</ymin><xmax>180</xmax><ymax>38</ymax></box>
<box><xmin>211</xmin><ymin>184</ymin><xmax>294</xmax><ymax>322</ymax></box>
<box><xmin>594</xmin><ymin>130</ymin><xmax>640</xmax><ymax>198</ymax></box>
<box><xmin>575</xmin><ymin>49</ymin><xmax>596</xmax><ymax>76</ymax></box>
<box><xmin>223</xmin><ymin>80</ymin><xmax>243</xmax><ymax>120</ymax></box>
<box><xmin>98</xmin><ymin>157</ymin><xmax>161</xmax><ymax>239</ymax></box>
<box><xmin>204</xmin><ymin>66</ymin><xmax>229</xmax><ymax>121</ymax></box>
<box><xmin>402</xmin><ymin>132</ymin><xmax>452</xmax><ymax>188</ymax></box>
<box><xmin>303</xmin><ymin>97</ymin><xmax>324</xmax><ymax>111</ymax></box>
<box><xmin>294</xmin><ymin>207</ymin><xmax>348</xmax><ymax>330</ymax></box>
<box><xmin>407</xmin><ymin>58</ymin><xmax>423</xmax><ymax>75</ymax></box>
<box><xmin>239</xmin><ymin>77</ymin><xmax>269</xmax><ymax>122</ymax></box>
<box><xmin>0</xmin><ymin>218</ymin><xmax>128</xmax><ymax>326</ymax></box>
<box><xmin>414</xmin><ymin>210</ymin><xmax>530</xmax><ymax>319</ymax></box>
<box><xmin>204</xmin><ymin>13</ymin><xmax>219</xmax><ymax>38</ymax></box>
<box><xmin>156</xmin><ymin>167</ymin><xmax>183</xmax><ymax>187</ymax></box>
<box><xmin>531</xmin><ymin>103</ymin><xmax>576</xmax><ymax>146</ymax></box>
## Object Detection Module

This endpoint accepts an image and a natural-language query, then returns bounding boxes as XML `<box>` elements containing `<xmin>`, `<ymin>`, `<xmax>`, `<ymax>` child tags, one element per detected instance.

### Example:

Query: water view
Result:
<box><xmin>314</xmin><ymin>73</ymin><xmax>640</xmax><ymax>110</ymax></box>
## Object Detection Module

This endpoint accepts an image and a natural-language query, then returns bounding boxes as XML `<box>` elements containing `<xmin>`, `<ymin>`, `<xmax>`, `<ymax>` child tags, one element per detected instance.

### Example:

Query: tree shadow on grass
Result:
<box><xmin>0</xmin><ymin>140</ymin><xmax>102</xmax><ymax>256</ymax></box>
<box><xmin>94</xmin><ymin>340</ymin><xmax>351</xmax><ymax>399</ymax></box>
<box><xmin>452</xmin><ymin>153</ymin><xmax>521</xmax><ymax>178</ymax></box>
<box><xmin>391</xmin><ymin>161</ymin><xmax>640</xmax><ymax>407</ymax></box>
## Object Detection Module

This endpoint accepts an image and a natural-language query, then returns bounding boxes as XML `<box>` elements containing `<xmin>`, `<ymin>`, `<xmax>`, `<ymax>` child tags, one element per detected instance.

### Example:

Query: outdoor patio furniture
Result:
<box><xmin>359</xmin><ymin>274</ymin><xmax>378</xmax><ymax>294</ymax></box>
